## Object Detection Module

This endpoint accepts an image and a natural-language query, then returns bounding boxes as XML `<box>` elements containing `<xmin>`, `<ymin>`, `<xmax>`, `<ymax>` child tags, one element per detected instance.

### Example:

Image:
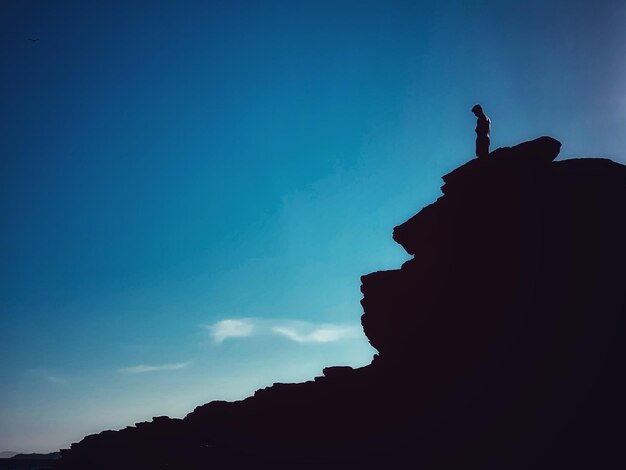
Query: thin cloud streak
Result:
<box><xmin>206</xmin><ymin>318</ymin><xmax>362</xmax><ymax>344</ymax></box>
<box><xmin>271</xmin><ymin>325</ymin><xmax>360</xmax><ymax>343</ymax></box>
<box><xmin>45</xmin><ymin>374</ymin><xmax>68</xmax><ymax>384</ymax></box>
<box><xmin>26</xmin><ymin>369</ymin><xmax>69</xmax><ymax>385</ymax></box>
<box><xmin>118</xmin><ymin>362</ymin><xmax>190</xmax><ymax>374</ymax></box>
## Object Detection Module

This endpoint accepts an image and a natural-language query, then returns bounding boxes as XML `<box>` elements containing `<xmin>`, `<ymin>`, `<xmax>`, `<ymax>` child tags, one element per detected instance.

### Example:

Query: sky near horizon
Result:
<box><xmin>1</xmin><ymin>0</ymin><xmax>625</xmax><ymax>453</ymax></box>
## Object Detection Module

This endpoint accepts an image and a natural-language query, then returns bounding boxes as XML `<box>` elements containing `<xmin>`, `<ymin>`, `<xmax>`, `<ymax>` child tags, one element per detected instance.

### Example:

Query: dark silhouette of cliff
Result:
<box><xmin>55</xmin><ymin>137</ymin><xmax>626</xmax><ymax>469</ymax></box>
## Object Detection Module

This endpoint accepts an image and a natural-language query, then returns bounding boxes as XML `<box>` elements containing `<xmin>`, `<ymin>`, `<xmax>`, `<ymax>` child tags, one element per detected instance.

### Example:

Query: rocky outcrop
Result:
<box><xmin>56</xmin><ymin>137</ymin><xmax>626</xmax><ymax>469</ymax></box>
<box><xmin>364</xmin><ymin>137</ymin><xmax>626</xmax><ymax>364</ymax></box>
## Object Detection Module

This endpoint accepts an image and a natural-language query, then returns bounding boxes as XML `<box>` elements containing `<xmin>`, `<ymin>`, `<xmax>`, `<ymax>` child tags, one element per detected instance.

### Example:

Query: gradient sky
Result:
<box><xmin>1</xmin><ymin>0</ymin><xmax>625</xmax><ymax>453</ymax></box>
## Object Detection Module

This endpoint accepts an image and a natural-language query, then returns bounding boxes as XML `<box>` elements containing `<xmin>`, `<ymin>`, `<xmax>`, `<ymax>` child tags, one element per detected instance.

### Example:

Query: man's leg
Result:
<box><xmin>477</xmin><ymin>138</ymin><xmax>490</xmax><ymax>158</ymax></box>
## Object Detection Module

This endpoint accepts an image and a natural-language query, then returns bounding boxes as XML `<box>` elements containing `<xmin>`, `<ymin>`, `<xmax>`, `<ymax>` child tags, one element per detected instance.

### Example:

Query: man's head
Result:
<box><xmin>472</xmin><ymin>104</ymin><xmax>483</xmax><ymax>116</ymax></box>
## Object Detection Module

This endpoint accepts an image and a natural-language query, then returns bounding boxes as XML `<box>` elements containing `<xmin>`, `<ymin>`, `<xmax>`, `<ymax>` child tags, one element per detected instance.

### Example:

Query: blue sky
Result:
<box><xmin>1</xmin><ymin>0</ymin><xmax>625</xmax><ymax>453</ymax></box>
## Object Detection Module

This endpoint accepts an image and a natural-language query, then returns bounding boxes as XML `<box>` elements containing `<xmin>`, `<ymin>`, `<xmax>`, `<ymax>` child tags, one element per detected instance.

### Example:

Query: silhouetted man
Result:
<box><xmin>472</xmin><ymin>104</ymin><xmax>490</xmax><ymax>158</ymax></box>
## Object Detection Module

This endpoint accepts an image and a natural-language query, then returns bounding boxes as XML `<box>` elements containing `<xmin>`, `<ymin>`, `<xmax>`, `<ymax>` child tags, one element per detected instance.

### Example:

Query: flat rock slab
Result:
<box><xmin>441</xmin><ymin>136</ymin><xmax>561</xmax><ymax>194</ymax></box>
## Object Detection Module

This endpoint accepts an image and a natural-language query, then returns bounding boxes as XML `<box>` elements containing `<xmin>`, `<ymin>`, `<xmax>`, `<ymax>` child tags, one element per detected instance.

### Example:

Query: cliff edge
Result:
<box><xmin>57</xmin><ymin>137</ymin><xmax>626</xmax><ymax>469</ymax></box>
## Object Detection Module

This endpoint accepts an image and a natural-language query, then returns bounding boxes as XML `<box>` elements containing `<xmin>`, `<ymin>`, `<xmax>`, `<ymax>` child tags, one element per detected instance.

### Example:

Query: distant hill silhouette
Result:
<box><xmin>10</xmin><ymin>453</ymin><xmax>59</xmax><ymax>460</ymax></box>
<box><xmin>55</xmin><ymin>137</ymin><xmax>626</xmax><ymax>469</ymax></box>
<box><xmin>0</xmin><ymin>453</ymin><xmax>59</xmax><ymax>470</ymax></box>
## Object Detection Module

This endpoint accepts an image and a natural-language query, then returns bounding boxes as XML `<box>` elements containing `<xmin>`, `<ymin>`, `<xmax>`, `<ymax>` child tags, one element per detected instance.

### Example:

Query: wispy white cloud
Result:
<box><xmin>118</xmin><ymin>362</ymin><xmax>189</xmax><ymax>374</ymax></box>
<box><xmin>272</xmin><ymin>325</ymin><xmax>361</xmax><ymax>343</ymax></box>
<box><xmin>45</xmin><ymin>374</ymin><xmax>68</xmax><ymax>384</ymax></box>
<box><xmin>208</xmin><ymin>319</ymin><xmax>255</xmax><ymax>343</ymax></box>
<box><xmin>205</xmin><ymin>318</ymin><xmax>361</xmax><ymax>344</ymax></box>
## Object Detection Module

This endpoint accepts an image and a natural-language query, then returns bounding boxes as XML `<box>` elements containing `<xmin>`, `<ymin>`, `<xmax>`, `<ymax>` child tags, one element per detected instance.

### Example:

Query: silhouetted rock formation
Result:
<box><xmin>56</xmin><ymin>137</ymin><xmax>626</xmax><ymax>469</ymax></box>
